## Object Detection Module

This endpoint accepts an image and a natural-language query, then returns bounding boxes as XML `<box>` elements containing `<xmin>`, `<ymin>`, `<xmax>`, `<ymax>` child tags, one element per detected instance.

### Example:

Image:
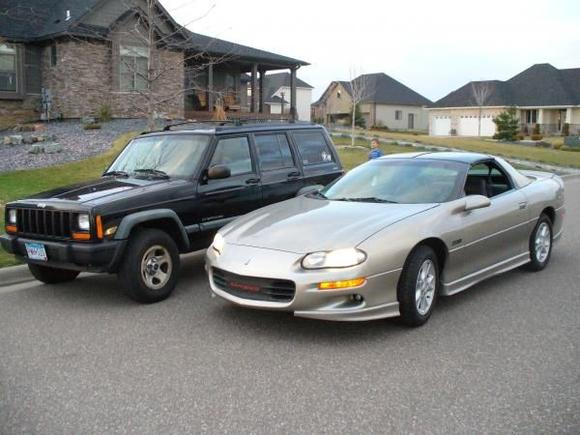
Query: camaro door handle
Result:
<box><xmin>519</xmin><ymin>201</ymin><xmax>528</xmax><ymax>210</ymax></box>
<box><xmin>245</xmin><ymin>177</ymin><xmax>260</xmax><ymax>185</ymax></box>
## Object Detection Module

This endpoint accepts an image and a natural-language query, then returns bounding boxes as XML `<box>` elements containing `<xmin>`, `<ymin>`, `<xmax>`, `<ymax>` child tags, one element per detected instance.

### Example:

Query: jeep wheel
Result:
<box><xmin>118</xmin><ymin>228</ymin><xmax>180</xmax><ymax>303</ymax></box>
<box><xmin>28</xmin><ymin>264</ymin><xmax>80</xmax><ymax>284</ymax></box>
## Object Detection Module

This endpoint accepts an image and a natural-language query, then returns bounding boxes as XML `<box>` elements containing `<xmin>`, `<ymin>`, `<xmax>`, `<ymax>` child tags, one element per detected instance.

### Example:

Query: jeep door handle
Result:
<box><xmin>245</xmin><ymin>177</ymin><xmax>260</xmax><ymax>185</ymax></box>
<box><xmin>287</xmin><ymin>171</ymin><xmax>301</xmax><ymax>179</ymax></box>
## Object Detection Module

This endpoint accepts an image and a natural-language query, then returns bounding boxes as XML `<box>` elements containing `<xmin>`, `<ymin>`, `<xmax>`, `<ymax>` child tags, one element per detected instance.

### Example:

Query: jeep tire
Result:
<box><xmin>118</xmin><ymin>228</ymin><xmax>180</xmax><ymax>303</ymax></box>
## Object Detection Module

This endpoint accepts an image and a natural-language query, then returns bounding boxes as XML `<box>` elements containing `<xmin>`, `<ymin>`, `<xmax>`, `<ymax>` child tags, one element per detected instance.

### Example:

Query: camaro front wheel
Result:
<box><xmin>397</xmin><ymin>245</ymin><xmax>439</xmax><ymax>327</ymax></box>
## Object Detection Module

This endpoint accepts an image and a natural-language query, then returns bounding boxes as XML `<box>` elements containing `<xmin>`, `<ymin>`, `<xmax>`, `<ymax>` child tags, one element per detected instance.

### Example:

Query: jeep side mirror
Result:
<box><xmin>207</xmin><ymin>165</ymin><xmax>231</xmax><ymax>180</ymax></box>
<box><xmin>464</xmin><ymin>195</ymin><xmax>491</xmax><ymax>212</ymax></box>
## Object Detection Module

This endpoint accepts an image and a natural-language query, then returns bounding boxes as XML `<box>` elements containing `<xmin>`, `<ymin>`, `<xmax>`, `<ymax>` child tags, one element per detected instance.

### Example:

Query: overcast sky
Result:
<box><xmin>160</xmin><ymin>0</ymin><xmax>580</xmax><ymax>102</ymax></box>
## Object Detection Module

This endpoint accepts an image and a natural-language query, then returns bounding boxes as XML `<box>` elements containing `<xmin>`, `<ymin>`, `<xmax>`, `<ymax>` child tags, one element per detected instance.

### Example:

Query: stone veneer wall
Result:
<box><xmin>40</xmin><ymin>39</ymin><xmax>184</xmax><ymax>119</ymax></box>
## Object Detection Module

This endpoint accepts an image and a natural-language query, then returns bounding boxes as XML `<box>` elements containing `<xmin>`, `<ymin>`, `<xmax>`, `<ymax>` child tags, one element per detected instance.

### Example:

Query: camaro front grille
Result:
<box><xmin>15</xmin><ymin>208</ymin><xmax>75</xmax><ymax>240</ymax></box>
<box><xmin>212</xmin><ymin>267</ymin><xmax>296</xmax><ymax>303</ymax></box>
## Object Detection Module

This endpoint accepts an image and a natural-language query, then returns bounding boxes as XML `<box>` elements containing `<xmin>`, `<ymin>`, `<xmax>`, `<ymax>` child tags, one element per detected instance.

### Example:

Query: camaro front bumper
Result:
<box><xmin>0</xmin><ymin>234</ymin><xmax>126</xmax><ymax>273</ymax></box>
<box><xmin>205</xmin><ymin>243</ymin><xmax>402</xmax><ymax>321</ymax></box>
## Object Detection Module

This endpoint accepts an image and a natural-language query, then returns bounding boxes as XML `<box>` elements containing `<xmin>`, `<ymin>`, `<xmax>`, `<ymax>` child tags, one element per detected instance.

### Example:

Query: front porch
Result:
<box><xmin>519</xmin><ymin>107</ymin><xmax>580</xmax><ymax>135</ymax></box>
<box><xmin>183</xmin><ymin>58</ymin><xmax>302</xmax><ymax>121</ymax></box>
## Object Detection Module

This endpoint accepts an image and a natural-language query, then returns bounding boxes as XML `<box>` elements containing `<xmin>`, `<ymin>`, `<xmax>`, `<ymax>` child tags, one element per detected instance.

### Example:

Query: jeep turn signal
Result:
<box><xmin>318</xmin><ymin>278</ymin><xmax>366</xmax><ymax>290</ymax></box>
<box><xmin>95</xmin><ymin>215</ymin><xmax>104</xmax><ymax>240</ymax></box>
<box><xmin>72</xmin><ymin>232</ymin><xmax>91</xmax><ymax>241</ymax></box>
<box><xmin>5</xmin><ymin>225</ymin><xmax>17</xmax><ymax>234</ymax></box>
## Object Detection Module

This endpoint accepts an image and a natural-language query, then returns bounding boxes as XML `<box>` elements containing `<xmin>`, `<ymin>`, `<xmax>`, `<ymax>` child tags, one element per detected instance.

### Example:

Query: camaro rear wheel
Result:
<box><xmin>525</xmin><ymin>214</ymin><xmax>553</xmax><ymax>272</ymax></box>
<box><xmin>28</xmin><ymin>263</ymin><xmax>80</xmax><ymax>284</ymax></box>
<box><xmin>118</xmin><ymin>228</ymin><xmax>180</xmax><ymax>303</ymax></box>
<box><xmin>398</xmin><ymin>245</ymin><xmax>439</xmax><ymax>327</ymax></box>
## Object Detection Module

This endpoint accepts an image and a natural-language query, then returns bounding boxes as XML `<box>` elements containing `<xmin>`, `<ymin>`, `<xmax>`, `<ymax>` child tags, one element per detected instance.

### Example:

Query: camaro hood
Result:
<box><xmin>221</xmin><ymin>196</ymin><xmax>437</xmax><ymax>254</ymax></box>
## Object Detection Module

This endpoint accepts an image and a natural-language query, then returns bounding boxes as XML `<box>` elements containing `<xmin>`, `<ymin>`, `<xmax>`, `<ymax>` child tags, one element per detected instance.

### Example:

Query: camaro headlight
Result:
<box><xmin>301</xmin><ymin>248</ymin><xmax>367</xmax><ymax>269</ymax></box>
<box><xmin>77</xmin><ymin>214</ymin><xmax>90</xmax><ymax>231</ymax></box>
<box><xmin>8</xmin><ymin>209</ymin><xmax>17</xmax><ymax>224</ymax></box>
<box><xmin>212</xmin><ymin>233</ymin><xmax>225</xmax><ymax>255</ymax></box>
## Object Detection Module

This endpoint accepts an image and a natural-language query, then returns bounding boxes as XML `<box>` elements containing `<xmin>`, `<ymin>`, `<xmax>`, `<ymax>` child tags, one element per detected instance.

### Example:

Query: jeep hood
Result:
<box><xmin>13</xmin><ymin>177</ymin><xmax>192</xmax><ymax>207</ymax></box>
<box><xmin>220</xmin><ymin>196</ymin><xmax>437</xmax><ymax>254</ymax></box>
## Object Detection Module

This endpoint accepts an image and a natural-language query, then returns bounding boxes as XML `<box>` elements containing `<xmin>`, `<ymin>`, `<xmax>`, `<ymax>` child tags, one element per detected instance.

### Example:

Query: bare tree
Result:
<box><xmin>471</xmin><ymin>81</ymin><xmax>491</xmax><ymax>136</ymax></box>
<box><xmin>349</xmin><ymin>68</ymin><xmax>369</xmax><ymax>146</ymax></box>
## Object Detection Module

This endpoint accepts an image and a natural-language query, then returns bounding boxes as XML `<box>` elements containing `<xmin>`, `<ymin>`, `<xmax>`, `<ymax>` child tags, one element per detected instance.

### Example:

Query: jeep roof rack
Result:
<box><xmin>161</xmin><ymin>117</ymin><xmax>301</xmax><ymax>131</ymax></box>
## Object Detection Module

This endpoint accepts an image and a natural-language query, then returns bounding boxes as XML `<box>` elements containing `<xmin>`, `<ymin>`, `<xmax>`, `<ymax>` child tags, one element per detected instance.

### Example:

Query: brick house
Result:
<box><xmin>428</xmin><ymin>64</ymin><xmax>580</xmax><ymax>137</ymax></box>
<box><xmin>0</xmin><ymin>0</ymin><xmax>308</xmax><ymax>121</ymax></box>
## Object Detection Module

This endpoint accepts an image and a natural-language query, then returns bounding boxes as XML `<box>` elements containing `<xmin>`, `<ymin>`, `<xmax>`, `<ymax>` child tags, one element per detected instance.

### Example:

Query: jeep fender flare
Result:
<box><xmin>114</xmin><ymin>209</ymin><xmax>190</xmax><ymax>251</ymax></box>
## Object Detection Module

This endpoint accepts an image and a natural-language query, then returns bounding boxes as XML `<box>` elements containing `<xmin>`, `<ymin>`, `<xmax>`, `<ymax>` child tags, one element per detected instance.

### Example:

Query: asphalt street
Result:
<box><xmin>0</xmin><ymin>179</ymin><xmax>579</xmax><ymax>434</ymax></box>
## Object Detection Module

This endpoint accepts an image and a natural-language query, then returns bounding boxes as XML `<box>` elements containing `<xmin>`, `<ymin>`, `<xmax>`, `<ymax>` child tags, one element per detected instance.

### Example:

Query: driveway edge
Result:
<box><xmin>0</xmin><ymin>264</ymin><xmax>33</xmax><ymax>287</ymax></box>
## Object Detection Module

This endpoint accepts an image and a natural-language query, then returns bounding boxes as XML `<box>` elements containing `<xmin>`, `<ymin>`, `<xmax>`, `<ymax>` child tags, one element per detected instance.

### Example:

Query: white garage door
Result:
<box><xmin>432</xmin><ymin>116</ymin><xmax>451</xmax><ymax>136</ymax></box>
<box><xmin>458</xmin><ymin>115</ymin><xmax>496</xmax><ymax>137</ymax></box>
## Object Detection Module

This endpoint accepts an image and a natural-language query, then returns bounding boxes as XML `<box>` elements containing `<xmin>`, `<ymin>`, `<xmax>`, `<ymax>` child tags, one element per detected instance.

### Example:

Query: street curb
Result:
<box><xmin>562</xmin><ymin>173</ymin><xmax>580</xmax><ymax>181</ymax></box>
<box><xmin>0</xmin><ymin>264</ymin><xmax>33</xmax><ymax>287</ymax></box>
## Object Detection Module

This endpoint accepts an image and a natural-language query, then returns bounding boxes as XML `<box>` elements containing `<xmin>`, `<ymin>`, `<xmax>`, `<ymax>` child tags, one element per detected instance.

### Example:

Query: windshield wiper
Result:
<box><xmin>333</xmin><ymin>197</ymin><xmax>399</xmax><ymax>203</ymax></box>
<box><xmin>307</xmin><ymin>191</ymin><xmax>327</xmax><ymax>199</ymax></box>
<box><xmin>133</xmin><ymin>169</ymin><xmax>170</xmax><ymax>179</ymax></box>
<box><xmin>103</xmin><ymin>170</ymin><xmax>129</xmax><ymax>177</ymax></box>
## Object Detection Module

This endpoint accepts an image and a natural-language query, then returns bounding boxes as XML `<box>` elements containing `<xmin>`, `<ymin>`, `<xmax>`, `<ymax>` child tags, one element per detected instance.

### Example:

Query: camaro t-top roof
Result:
<box><xmin>381</xmin><ymin>151</ymin><xmax>491</xmax><ymax>164</ymax></box>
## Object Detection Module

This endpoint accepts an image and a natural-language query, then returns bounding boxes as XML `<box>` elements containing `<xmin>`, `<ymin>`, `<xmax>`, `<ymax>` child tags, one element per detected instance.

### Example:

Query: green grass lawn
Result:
<box><xmin>344</xmin><ymin>130</ymin><xmax>580</xmax><ymax>168</ymax></box>
<box><xmin>0</xmin><ymin>131</ymin><xmax>137</xmax><ymax>268</ymax></box>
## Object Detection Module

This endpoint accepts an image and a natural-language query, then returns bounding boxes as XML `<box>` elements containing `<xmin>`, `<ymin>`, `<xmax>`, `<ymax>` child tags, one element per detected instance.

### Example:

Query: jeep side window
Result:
<box><xmin>254</xmin><ymin>134</ymin><xmax>294</xmax><ymax>171</ymax></box>
<box><xmin>210</xmin><ymin>137</ymin><xmax>252</xmax><ymax>176</ymax></box>
<box><xmin>292</xmin><ymin>131</ymin><xmax>334</xmax><ymax>166</ymax></box>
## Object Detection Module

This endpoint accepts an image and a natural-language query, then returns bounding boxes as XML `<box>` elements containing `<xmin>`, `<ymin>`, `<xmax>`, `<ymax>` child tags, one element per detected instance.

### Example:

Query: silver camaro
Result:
<box><xmin>205</xmin><ymin>152</ymin><xmax>565</xmax><ymax>326</ymax></box>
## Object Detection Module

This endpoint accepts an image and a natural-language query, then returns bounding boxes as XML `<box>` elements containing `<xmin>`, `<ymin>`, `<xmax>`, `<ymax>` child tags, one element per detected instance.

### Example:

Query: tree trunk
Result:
<box><xmin>351</xmin><ymin>104</ymin><xmax>356</xmax><ymax>147</ymax></box>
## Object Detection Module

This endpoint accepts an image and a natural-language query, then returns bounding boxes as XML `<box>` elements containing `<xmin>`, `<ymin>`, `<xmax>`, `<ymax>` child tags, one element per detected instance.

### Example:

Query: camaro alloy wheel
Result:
<box><xmin>141</xmin><ymin>245</ymin><xmax>173</xmax><ymax>290</ymax></box>
<box><xmin>398</xmin><ymin>245</ymin><xmax>439</xmax><ymax>326</ymax></box>
<box><xmin>534</xmin><ymin>222</ymin><xmax>551</xmax><ymax>264</ymax></box>
<box><xmin>415</xmin><ymin>259</ymin><xmax>436</xmax><ymax>316</ymax></box>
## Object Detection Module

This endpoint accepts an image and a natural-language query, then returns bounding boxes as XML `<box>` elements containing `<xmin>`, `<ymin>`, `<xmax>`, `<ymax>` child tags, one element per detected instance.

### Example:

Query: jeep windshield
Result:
<box><xmin>106</xmin><ymin>134</ymin><xmax>210</xmax><ymax>178</ymax></box>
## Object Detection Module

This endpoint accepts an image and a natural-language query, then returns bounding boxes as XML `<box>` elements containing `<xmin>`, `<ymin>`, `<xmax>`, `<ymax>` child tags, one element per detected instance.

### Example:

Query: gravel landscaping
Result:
<box><xmin>0</xmin><ymin>119</ymin><xmax>150</xmax><ymax>173</ymax></box>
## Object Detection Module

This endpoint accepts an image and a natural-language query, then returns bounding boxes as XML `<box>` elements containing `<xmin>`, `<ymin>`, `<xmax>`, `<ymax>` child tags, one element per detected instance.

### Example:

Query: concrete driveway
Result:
<box><xmin>0</xmin><ymin>179</ymin><xmax>579</xmax><ymax>434</ymax></box>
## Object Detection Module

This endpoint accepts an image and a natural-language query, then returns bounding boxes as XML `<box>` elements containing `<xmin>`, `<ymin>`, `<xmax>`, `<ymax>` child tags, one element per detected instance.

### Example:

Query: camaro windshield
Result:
<box><xmin>107</xmin><ymin>134</ymin><xmax>210</xmax><ymax>178</ymax></box>
<box><xmin>321</xmin><ymin>159</ymin><xmax>466</xmax><ymax>204</ymax></box>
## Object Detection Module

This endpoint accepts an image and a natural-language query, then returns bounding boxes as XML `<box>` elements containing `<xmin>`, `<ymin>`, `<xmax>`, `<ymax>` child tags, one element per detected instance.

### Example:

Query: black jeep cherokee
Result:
<box><xmin>1</xmin><ymin>122</ymin><xmax>343</xmax><ymax>303</ymax></box>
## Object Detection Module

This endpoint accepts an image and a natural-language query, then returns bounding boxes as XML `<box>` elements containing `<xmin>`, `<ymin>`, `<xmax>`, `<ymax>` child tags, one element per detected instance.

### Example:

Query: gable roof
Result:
<box><xmin>313</xmin><ymin>75</ymin><xmax>430</xmax><ymax>107</ymax></box>
<box><xmin>262</xmin><ymin>72</ymin><xmax>312</xmax><ymax>99</ymax></box>
<box><xmin>432</xmin><ymin>63</ymin><xmax>580</xmax><ymax>108</ymax></box>
<box><xmin>0</xmin><ymin>0</ymin><xmax>307</xmax><ymax>67</ymax></box>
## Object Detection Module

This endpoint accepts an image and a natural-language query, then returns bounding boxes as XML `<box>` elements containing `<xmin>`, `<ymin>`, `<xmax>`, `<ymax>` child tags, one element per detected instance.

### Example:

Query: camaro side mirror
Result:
<box><xmin>207</xmin><ymin>165</ymin><xmax>231</xmax><ymax>180</ymax></box>
<box><xmin>463</xmin><ymin>195</ymin><xmax>491</xmax><ymax>212</ymax></box>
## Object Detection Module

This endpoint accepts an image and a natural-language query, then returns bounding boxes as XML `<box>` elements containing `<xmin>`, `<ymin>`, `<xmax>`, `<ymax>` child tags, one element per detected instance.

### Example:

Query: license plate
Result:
<box><xmin>25</xmin><ymin>242</ymin><xmax>48</xmax><ymax>261</ymax></box>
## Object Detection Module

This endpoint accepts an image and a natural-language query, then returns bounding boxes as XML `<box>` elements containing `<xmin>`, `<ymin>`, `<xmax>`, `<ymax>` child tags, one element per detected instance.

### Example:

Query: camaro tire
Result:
<box><xmin>118</xmin><ymin>228</ymin><xmax>180</xmax><ymax>303</ymax></box>
<box><xmin>525</xmin><ymin>214</ymin><xmax>553</xmax><ymax>272</ymax></box>
<box><xmin>28</xmin><ymin>263</ymin><xmax>80</xmax><ymax>284</ymax></box>
<box><xmin>397</xmin><ymin>245</ymin><xmax>439</xmax><ymax>327</ymax></box>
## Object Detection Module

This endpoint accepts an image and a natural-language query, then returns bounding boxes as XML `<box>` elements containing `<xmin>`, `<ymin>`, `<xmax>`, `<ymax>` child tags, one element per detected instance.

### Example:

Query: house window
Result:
<box><xmin>50</xmin><ymin>43</ymin><xmax>57</xmax><ymax>67</ymax></box>
<box><xmin>0</xmin><ymin>44</ymin><xmax>17</xmax><ymax>92</ymax></box>
<box><xmin>337</xmin><ymin>90</ymin><xmax>341</xmax><ymax>99</ymax></box>
<box><xmin>119</xmin><ymin>45</ymin><xmax>148</xmax><ymax>92</ymax></box>
<box><xmin>525</xmin><ymin>109</ymin><xmax>537</xmax><ymax>124</ymax></box>
<box><xmin>395</xmin><ymin>110</ymin><xmax>402</xmax><ymax>120</ymax></box>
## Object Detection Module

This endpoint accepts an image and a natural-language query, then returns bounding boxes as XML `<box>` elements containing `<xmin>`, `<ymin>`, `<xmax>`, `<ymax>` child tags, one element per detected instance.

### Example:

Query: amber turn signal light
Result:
<box><xmin>95</xmin><ymin>215</ymin><xmax>104</xmax><ymax>239</ymax></box>
<box><xmin>5</xmin><ymin>225</ymin><xmax>17</xmax><ymax>234</ymax></box>
<box><xmin>318</xmin><ymin>278</ymin><xmax>366</xmax><ymax>290</ymax></box>
<box><xmin>72</xmin><ymin>232</ymin><xmax>91</xmax><ymax>241</ymax></box>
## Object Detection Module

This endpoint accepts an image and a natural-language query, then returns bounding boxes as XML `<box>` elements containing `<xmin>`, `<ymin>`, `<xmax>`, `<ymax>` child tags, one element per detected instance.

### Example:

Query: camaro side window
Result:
<box><xmin>465</xmin><ymin>162</ymin><xmax>512</xmax><ymax>198</ymax></box>
<box><xmin>293</xmin><ymin>131</ymin><xmax>334</xmax><ymax>166</ymax></box>
<box><xmin>254</xmin><ymin>134</ymin><xmax>295</xmax><ymax>171</ymax></box>
<box><xmin>210</xmin><ymin>137</ymin><xmax>252</xmax><ymax>176</ymax></box>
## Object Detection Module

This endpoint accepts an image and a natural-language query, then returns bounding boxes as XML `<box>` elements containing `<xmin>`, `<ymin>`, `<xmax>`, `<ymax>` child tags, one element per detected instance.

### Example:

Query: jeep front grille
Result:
<box><xmin>16</xmin><ymin>208</ymin><xmax>75</xmax><ymax>239</ymax></box>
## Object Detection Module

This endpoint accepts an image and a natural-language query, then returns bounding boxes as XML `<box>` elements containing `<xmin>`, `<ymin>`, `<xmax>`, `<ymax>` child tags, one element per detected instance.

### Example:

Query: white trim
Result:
<box><xmin>427</xmin><ymin>105</ymin><xmax>580</xmax><ymax>110</ymax></box>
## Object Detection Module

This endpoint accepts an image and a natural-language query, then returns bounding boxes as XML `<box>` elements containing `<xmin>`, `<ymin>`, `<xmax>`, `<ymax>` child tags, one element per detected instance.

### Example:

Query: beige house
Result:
<box><xmin>429</xmin><ymin>64</ymin><xmax>580</xmax><ymax>137</ymax></box>
<box><xmin>312</xmin><ymin>73</ymin><xmax>431</xmax><ymax>131</ymax></box>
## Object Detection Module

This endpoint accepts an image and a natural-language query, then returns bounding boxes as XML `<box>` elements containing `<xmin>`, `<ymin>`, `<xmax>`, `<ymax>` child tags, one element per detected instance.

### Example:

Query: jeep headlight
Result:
<box><xmin>212</xmin><ymin>233</ymin><xmax>225</xmax><ymax>255</ymax></box>
<box><xmin>301</xmin><ymin>248</ymin><xmax>367</xmax><ymax>269</ymax></box>
<box><xmin>77</xmin><ymin>214</ymin><xmax>90</xmax><ymax>231</ymax></box>
<box><xmin>8</xmin><ymin>209</ymin><xmax>17</xmax><ymax>224</ymax></box>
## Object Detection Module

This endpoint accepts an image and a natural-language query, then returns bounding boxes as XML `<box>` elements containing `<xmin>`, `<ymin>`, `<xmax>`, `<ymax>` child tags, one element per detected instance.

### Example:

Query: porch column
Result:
<box><xmin>565</xmin><ymin>107</ymin><xmax>572</xmax><ymax>123</ymax></box>
<box><xmin>537</xmin><ymin>108</ymin><xmax>544</xmax><ymax>125</ymax></box>
<box><xmin>290</xmin><ymin>66</ymin><xmax>297</xmax><ymax>121</ymax></box>
<box><xmin>250</xmin><ymin>63</ymin><xmax>258</xmax><ymax>113</ymax></box>
<box><xmin>207</xmin><ymin>63</ymin><xmax>214</xmax><ymax>112</ymax></box>
<box><xmin>258</xmin><ymin>68</ymin><xmax>265</xmax><ymax>113</ymax></box>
